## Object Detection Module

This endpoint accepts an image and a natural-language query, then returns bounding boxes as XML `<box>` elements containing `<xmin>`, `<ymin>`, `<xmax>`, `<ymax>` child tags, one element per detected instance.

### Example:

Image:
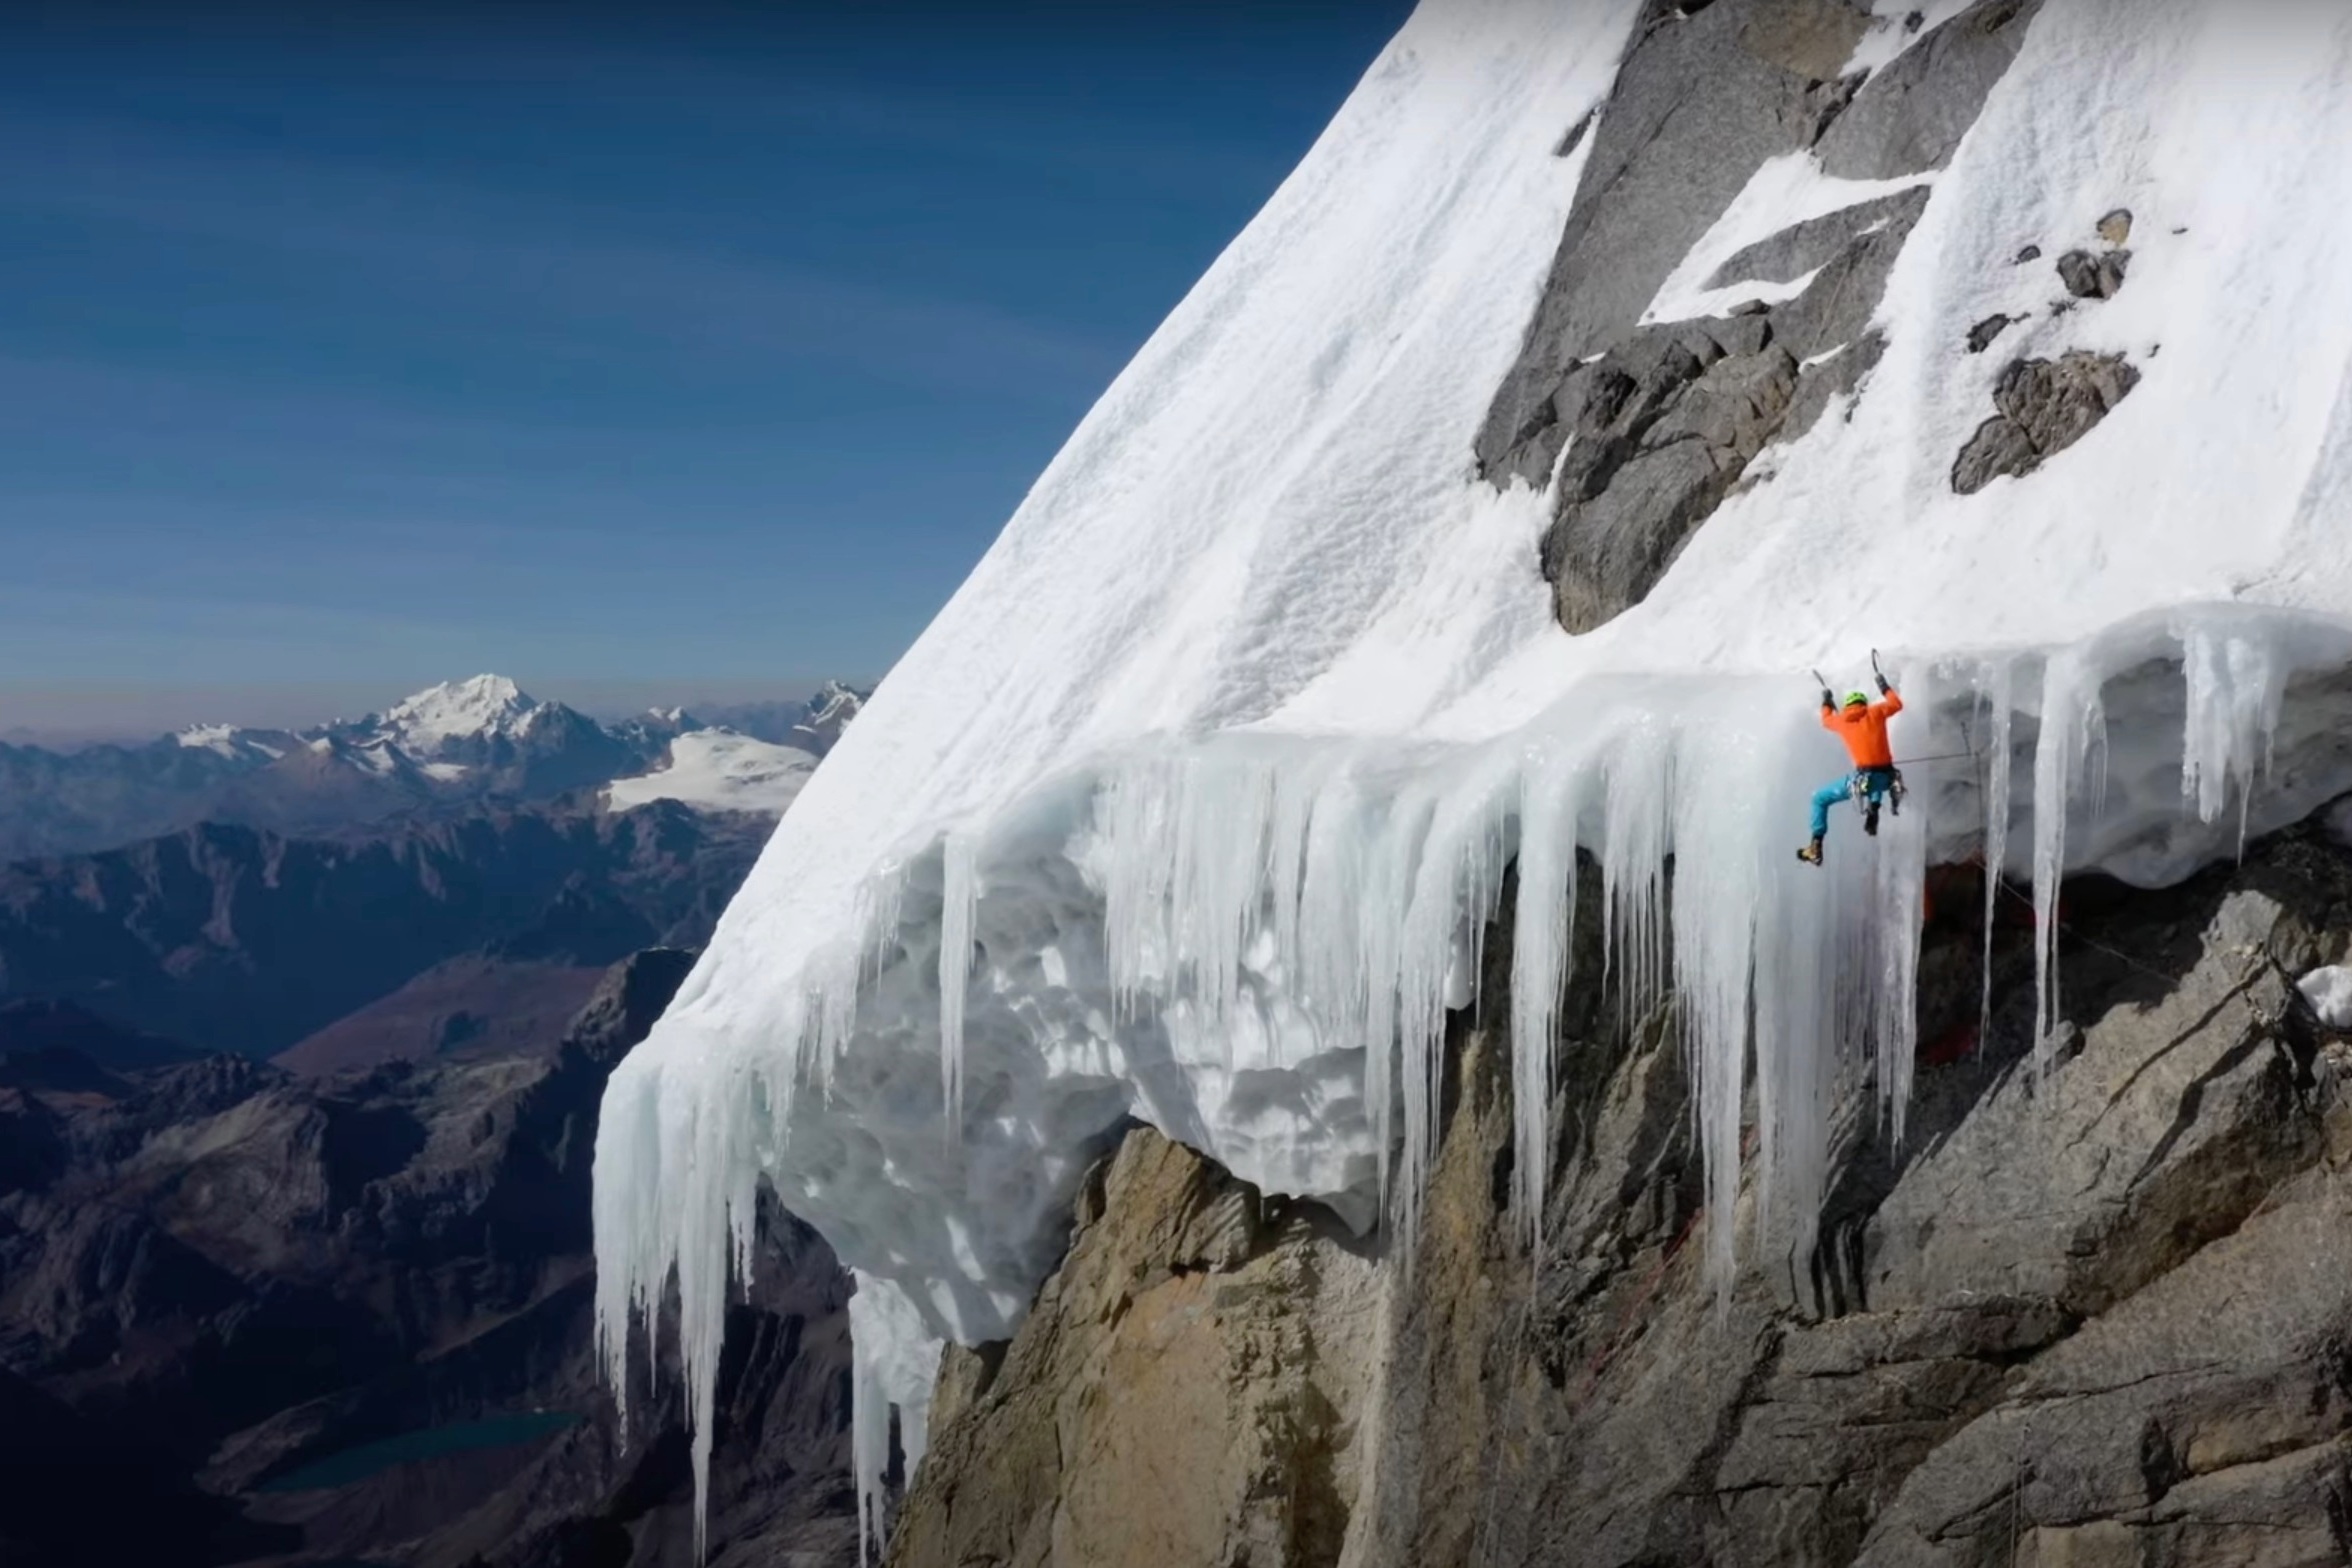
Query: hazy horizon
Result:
<box><xmin>0</xmin><ymin>671</ymin><xmax>872</xmax><ymax>747</ymax></box>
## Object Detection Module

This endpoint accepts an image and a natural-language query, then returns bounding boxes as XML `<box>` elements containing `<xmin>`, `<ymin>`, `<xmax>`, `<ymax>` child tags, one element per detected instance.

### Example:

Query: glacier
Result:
<box><xmin>591</xmin><ymin>0</ymin><xmax>2352</xmax><ymax>1554</ymax></box>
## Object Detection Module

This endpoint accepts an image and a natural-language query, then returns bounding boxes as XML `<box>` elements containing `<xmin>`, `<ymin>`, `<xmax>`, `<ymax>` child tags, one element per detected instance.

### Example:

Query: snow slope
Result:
<box><xmin>605</xmin><ymin>731</ymin><xmax>819</xmax><ymax>816</ymax></box>
<box><xmin>595</xmin><ymin>0</ymin><xmax>2352</xmax><ymax>1543</ymax></box>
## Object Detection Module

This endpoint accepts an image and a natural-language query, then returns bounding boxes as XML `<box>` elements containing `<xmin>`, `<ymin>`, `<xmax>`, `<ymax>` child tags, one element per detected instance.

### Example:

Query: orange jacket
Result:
<box><xmin>1822</xmin><ymin>689</ymin><xmax>1902</xmax><ymax>769</ymax></box>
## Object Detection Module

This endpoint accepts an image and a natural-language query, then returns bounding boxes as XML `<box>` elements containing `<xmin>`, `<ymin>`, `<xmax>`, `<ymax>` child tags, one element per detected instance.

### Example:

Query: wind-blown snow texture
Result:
<box><xmin>596</xmin><ymin>0</ymin><xmax>2352</xmax><ymax>1548</ymax></box>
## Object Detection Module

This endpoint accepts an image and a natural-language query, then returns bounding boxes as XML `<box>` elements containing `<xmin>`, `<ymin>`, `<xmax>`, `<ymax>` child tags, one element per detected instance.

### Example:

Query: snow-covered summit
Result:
<box><xmin>596</xmin><ymin>0</ymin><xmax>2352</xmax><ymax>1542</ymax></box>
<box><xmin>376</xmin><ymin>674</ymin><xmax>543</xmax><ymax>754</ymax></box>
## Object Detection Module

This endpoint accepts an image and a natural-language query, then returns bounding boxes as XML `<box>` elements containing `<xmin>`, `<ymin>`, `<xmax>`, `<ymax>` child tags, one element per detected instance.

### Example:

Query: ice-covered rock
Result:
<box><xmin>2297</xmin><ymin>963</ymin><xmax>2352</xmax><ymax>1029</ymax></box>
<box><xmin>896</xmin><ymin>823</ymin><xmax>2352</xmax><ymax>1568</ymax></box>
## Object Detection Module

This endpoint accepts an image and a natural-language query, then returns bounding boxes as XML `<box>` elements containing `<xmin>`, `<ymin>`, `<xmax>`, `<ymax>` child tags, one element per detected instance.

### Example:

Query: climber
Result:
<box><xmin>1796</xmin><ymin>659</ymin><xmax>1904</xmax><ymax>866</ymax></box>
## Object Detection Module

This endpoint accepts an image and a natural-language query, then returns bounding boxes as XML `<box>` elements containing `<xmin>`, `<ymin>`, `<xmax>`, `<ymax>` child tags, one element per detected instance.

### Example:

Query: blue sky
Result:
<box><xmin>0</xmin><ymin>2</ymin><xmax>1410</xmax><ymax>736</ymax></box>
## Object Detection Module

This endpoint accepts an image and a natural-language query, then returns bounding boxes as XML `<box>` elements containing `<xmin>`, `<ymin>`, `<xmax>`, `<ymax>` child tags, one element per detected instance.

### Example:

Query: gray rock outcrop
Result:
<box><xmin>889</xmin><ymin>1132</ymin><xmax>1381</xmax><ymax>1568</ymax></box>
<box><xmin>1951</xmin><ymin>351</ymin><xmax>2142</xmax><ymax>494</ymax></box>
<box><xmin>1812</xmin><ymin>0</ymin><xmax>2042</xmax><ymax>180</ymax></box>
<box><xmin>1535</xmin><ymin>320</ymin><xmax>1805</xmax><ymax>632</ymax></box>
<box><xmin>1474</xmin><ymin>0</ymin><xmax>1879</xmax><ymax>483</ymax></box>
<box><xmin>1966</xmin><ymin>313</ymin><xmax>2020</xmax><ymax>353</ymax></box>
<box><xmin>1480</xmin><ymin>0</ymin><xmax>2041</xmax><ymax>634</ymax></box>
<box><xmin>2057</xmin><ymin>247</ymin><xmax>2131</xmax><ymax>300</ymax></box>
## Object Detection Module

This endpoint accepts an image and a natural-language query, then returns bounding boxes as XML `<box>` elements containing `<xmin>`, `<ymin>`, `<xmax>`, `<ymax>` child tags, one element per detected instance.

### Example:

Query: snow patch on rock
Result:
<box><xmin>2298</xmin><ymin>965</ymin><xmax>2352</xmax><ymax>1030</ymax></box>
<box><xmin>1842</xmin><ymin>0</ymin><xmax>1982</xmax><ymax>78</ymax></box>
<box><xmin>1640</xmin><ymin>151</ymin><xmax>1933</xmax><ymax>326</ymax></box>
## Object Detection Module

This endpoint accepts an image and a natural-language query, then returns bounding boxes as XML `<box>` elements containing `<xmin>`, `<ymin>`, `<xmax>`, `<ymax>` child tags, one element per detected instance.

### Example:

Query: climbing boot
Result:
<box><xmin>1889</xmin><ymin>771</ymin><xmax>1906</xmax><ymax>817</ymax></box>
<box><xmin>1864</xmin><ymin>800</ymin><xmax>1882</xmax><ymax>837</ymax></box>
<box><xmin>1796</xmin><ymin>836</ymin><xmax>1824</xmax><ymax>866</ymax></box>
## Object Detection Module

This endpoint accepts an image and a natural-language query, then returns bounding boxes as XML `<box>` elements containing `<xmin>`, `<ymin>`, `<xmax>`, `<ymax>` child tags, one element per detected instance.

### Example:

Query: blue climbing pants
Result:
<box><xmin>1810</xmin><ymin>766</ymin><xmax>1898</xmax><ymax>840</ymax></box>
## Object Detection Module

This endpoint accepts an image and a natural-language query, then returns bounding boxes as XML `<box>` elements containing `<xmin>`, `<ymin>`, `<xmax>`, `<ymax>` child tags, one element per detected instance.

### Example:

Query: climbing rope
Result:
<box><xmin>1991</xmin><ymin>875</ymin><xmax>2185</xmax><ymax>990</ymax></box>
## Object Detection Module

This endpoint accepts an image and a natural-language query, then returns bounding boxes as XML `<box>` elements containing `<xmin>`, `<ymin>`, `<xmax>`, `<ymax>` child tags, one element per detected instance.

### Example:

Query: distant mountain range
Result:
<box><xmin>0</xmin><ymin>801</ymin><xmax>772</xmax><ymax>1067</ymax></box>
<box><xmin>0</xmin><ymin>676</ymin><xmax>867</xmax><ymax>862</ymax></box>
<box><xmin>0</xmin><ymin>950</ymin><xmax>856</xmax><ymax>1567</ymax></box>
<box><xmin>0</xmin><ymin>688</ymin><xmax>869</xmax><ymax>1562</ymax></box>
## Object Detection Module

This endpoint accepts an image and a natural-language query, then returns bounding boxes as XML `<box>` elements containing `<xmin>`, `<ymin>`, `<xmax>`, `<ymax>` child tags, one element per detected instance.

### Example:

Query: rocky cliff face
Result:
<box><xmin>890</xmin><ymin>821</ymin><xmax>2352</xmax><ymax>1567</ymax></box>
<box><xmin>892</xmin><ymin>1133</ymin><xmax>1384</xmax><ymax>1568</ymax></box>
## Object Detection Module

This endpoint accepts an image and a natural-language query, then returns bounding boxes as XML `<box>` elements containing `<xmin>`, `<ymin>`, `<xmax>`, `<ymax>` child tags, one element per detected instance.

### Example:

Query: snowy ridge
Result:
<box><xmin>592</xmin><ymin>0</ymin><xmax>2352</xmax><ymax>1550</ymax></box>
<box><xmin>605</xmin><ymin>730</ymin><xmax>819</xmax><ymax>816</ymax></box>
<box><xmin>173</xmin><ymin>723</ymin><xmax>289</xmax><ymax>762</ymax></box>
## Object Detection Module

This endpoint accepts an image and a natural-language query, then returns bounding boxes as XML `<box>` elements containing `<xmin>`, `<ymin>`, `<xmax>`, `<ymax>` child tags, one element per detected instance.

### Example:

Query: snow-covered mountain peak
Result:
<box><xmin>380</xmin><ymin>674</ymin><xmax>542</xmax><ymax>751</ymax></box>
<box><xmin>809</xmin><ymin>679</ymin><xmax>859</xmax><ymax>709</ymax></box>
<box><xmin>791</xmin><ymin>681</ymin><xmax>865</xmax><ymax>749</ymax></box>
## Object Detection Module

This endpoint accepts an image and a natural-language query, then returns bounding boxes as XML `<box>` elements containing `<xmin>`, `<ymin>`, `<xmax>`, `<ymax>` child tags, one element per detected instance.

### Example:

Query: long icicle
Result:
<box><xmin>938</xmin><ymin>831</ymin><xmax>978</xmax><ymax>1137</ymax></box>
<box><xmin>1509</xmin><ymin>740</ymin><xmax>1582</xmax><ymax>1251</ymax></box>
<box><xmin>1978</xmin><ymin>659</ymin><xmax>2014</xmax><ymax>1056</ymax></box>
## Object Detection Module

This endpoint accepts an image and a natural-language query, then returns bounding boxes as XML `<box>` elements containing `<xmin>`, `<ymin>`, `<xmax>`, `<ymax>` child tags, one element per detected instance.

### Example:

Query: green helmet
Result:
<box><xmin>1844</xmin><ymin>691</ymin><xmax>1869</xmax><ymax>708</ymax></box>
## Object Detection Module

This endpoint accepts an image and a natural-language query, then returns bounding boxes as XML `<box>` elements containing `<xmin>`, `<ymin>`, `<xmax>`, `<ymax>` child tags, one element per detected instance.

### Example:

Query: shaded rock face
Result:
<box><xmin>1477</xmin><ymin>0</ymin><xmax>2042</xmax><ymax>634</ymax></box>
<box><xmin>891</xmin><ymin>822</ymin><xmax>2352</xmax><ymax>1567</ymax></box>
<box><xmin>1812</xmin><ymin>0</ymin><xmax>2041</xmax><ymax>180</ymax></box>
<box><xmin>0</xmin><ymin>948</ymin><xmax>855</xmax><ymax>1568</ymax></box>
<box><xmin>891</xmin><ymin>1132</ymin><xmax>1383</xmax><ymax>1568</ymax></box>
<box><xmin>1538</xmin><ymin>316</ymin><xmax>1807</xmax><ymax>633</ymax></box>
<box><xmin>1951</xmin><ymin>351</ymin><xmax>2143</xmax><ymax>495</ymax></box>
<box><xmin>1475</xmin><ymin>0</ymin><xmax>1868</xmax><ymax>468</ymax></box>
